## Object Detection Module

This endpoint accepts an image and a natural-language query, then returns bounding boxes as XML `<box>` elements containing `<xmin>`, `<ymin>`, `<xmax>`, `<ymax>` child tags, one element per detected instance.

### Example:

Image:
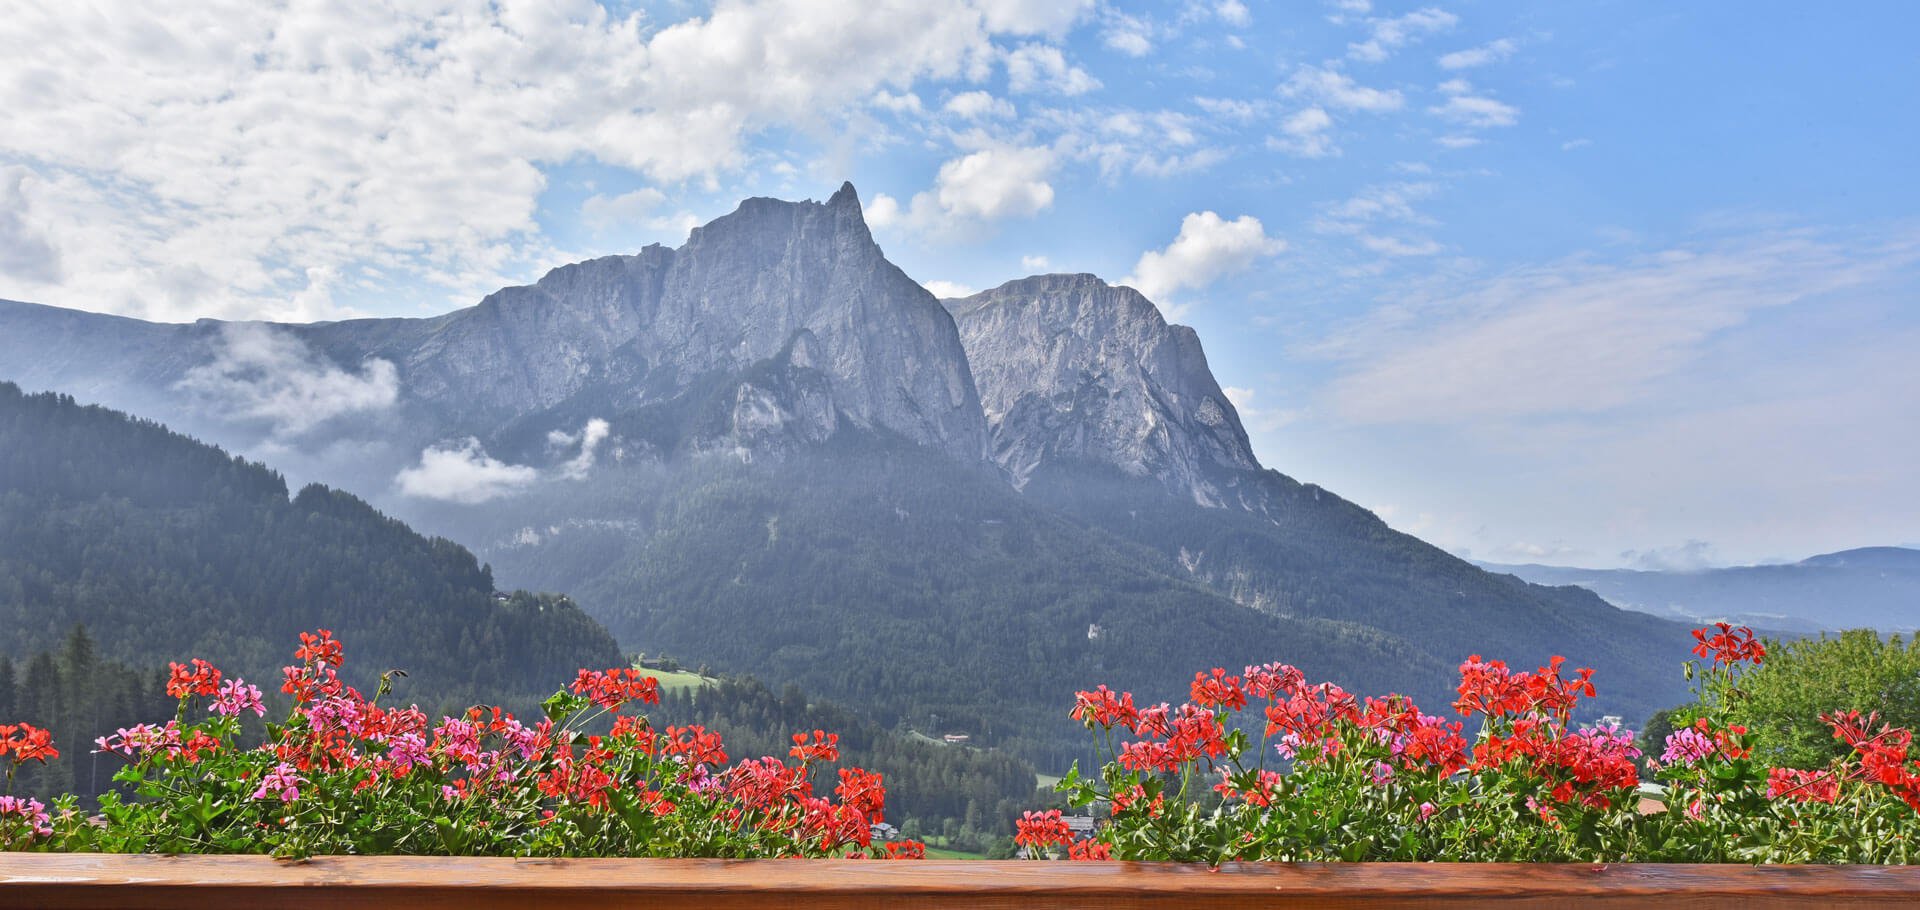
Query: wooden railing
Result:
<box><xmin>5</xmin><ymin>855</ymin><xmax>1920</xmax><ymax>908</ymax></box>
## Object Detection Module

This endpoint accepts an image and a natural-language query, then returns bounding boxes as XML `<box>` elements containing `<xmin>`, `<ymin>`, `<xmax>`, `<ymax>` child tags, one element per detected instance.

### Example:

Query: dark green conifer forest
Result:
<box><xmin>0</xmin><ymin>382</ymin><xmax>623</xmax><ymax>703</ymax></box>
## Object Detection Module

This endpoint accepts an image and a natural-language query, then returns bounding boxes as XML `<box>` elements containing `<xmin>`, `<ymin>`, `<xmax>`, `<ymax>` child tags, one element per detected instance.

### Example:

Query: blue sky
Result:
<box><xmin>1</xmin><ymin>1</ymin><xmax>1915</xmax><ymax>567</ymax></box>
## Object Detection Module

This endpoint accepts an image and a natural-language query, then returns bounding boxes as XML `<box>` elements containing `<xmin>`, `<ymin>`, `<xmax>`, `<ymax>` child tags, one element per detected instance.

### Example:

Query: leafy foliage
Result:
<box><xmin>1672</xmin><ymin>628</ymin><xmax>1920</xmax><ymax>769</ymax></box>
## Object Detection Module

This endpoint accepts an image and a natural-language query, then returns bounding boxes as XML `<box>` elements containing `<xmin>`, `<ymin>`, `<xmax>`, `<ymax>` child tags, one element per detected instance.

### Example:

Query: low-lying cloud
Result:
<box><xmin>174</xmin><ymin>323</ymin><xmax>398</xmax><ymax>438</ymax></box>
<box><xmin>548</xmin><ymin>418</ymin><xmax>613</xmax><ymax>480</ymax></box>
<box><xmin>394</xmin><ymin>439</ymin><xmax>539</xmax><ymax>505</ymax></box>
<box><xmin>399</xmin><ymin>416</ymin><xmax>615</xmax><ymax>503</ymax></box>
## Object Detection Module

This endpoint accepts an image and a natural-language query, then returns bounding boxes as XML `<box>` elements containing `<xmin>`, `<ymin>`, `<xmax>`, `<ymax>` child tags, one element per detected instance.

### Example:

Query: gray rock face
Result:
<box><xmin>944</xmin><ymin>274</ymin><xmax>1259</xmax><ymax>506</ymax></box>
<box><xmin>0</xmin><ymin>183</ymin><xmax>987</xmax><ymax>464</ymax></box>
<box><xmin>306</xmin><ymin>182</ymin><xmax>985</xmax><ymax>460</ymax></box>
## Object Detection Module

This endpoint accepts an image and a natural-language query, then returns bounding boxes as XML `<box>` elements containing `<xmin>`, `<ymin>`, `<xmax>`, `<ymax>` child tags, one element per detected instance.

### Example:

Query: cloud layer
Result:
<box><xmin>174</xmin><ymin>324</ymin><xmax>399</xmax><ymax>438</ymax></box>
<box><xmin>0</xmin><ymin>0</ymin><xmax>1094</xmax><ymax>321</ymax></box>
<box><xmin>1321</xmin><ymin>230</ymin><xmax>1920</xmax><ymax>425</ymax></box>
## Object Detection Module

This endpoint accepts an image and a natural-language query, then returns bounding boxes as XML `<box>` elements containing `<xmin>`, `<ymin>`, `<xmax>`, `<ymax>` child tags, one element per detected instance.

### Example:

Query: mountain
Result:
<box><xmin>0</xmin><ymin>183</ymin><xmax>981</xmax><ymax>473</ymax></box>
<box><xmin>944</xmin><ymin>274</ymin><xmax>1693</xmax><ymax>712</ymax></box>
<box><xmin>0</xmin><ymin>381</ymin><xmax>624</xmax><ymax>701</ymax></box>
<box><xmin>0</xmin><ymin>183</ymin><xmax>1699</xmax><ymax>757</ymax></box>
<box><xmin>944</xmin><ymin>273</ymin><xmax>1258</xmax><ymax>506</ymax></box>
<box><xmin>1482</xmin><ymin>548</ymin><xmax>1920</xmax><ymax>633</ymax></box>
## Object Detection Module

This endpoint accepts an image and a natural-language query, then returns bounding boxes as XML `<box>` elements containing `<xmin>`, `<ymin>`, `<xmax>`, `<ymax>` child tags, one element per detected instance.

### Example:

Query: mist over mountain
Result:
<box><xmin>1482</xmin><ymin>548</ymin><xmax>1920</xmax><ymax>634</ymax></box>
<box><xmin>0</xmin><ymin>183</ymin><xmax>1701</xmax><ymax>757</ymax></box>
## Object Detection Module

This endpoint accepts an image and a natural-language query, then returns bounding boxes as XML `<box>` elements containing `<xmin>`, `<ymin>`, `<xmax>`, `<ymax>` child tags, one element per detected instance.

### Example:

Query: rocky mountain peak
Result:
<box><xmin>944</xmin><ymin>273</ymin><xmax>1259</xmax><ymax>505</ymax></box>
<box><xmin>285</xmin><ymin>183</ymin><xmax>989</xmax><ymax>462</ymax></box>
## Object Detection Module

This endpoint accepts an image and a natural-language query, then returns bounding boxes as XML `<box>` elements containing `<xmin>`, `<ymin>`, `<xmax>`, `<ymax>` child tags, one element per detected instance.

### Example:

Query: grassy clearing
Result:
<box><xmin>922</xmin><ymin>845</ymin><xmax>987</xmax><ymax>860</ymax></box>
<box><xmin>639</xmin><ymin>667</ymin><xmax>718</xmax><ymax>693</ymax></box>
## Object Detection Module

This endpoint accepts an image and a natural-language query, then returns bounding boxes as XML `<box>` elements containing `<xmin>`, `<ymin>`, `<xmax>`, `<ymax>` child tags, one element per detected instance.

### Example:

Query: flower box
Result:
<box><xmin>4</xmin><ymin>855</ymin><xmax>1920</xmax><ymax>908</ymax></box>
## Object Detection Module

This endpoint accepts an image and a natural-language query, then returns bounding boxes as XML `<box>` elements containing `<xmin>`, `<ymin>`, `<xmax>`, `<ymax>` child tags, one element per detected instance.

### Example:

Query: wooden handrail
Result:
<box><xmin>4</xmin><ymin>856</ymin><xmax>1920</xmax><ymax>908</ymax></box>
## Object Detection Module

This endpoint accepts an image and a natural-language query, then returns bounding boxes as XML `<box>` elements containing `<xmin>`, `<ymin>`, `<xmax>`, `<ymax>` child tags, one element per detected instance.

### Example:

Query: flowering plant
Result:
<box><xmin>1033</xmin><ymin>624</ymin><xmax>1920</xmax><ymax>863</ymax></box>
<box><xmin>1</xmin><ymin>631</ymin><xmax>921</xmax><ymax>859</ymax></box>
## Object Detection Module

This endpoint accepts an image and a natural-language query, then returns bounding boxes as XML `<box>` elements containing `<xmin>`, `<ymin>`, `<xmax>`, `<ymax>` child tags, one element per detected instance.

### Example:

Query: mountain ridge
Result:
<box><xmin>1482</xmin><ymin>547</ymin><xmax>1920</xmax><ymax>633</ymax></box>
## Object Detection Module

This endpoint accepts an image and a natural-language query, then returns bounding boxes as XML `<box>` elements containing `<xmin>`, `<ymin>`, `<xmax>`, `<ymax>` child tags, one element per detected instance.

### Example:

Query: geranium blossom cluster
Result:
<box><xmin>0</xmin><ymin>723</ymin><xmax>60</xmax><ymax>849</ymax></box>
<box><xmin>0</xmin><ymin>723</ymin><xmax>58</xmax><ymax>765</ymax></box>
<box><xmin>0</xmin><ymin>631</ymin><xmax>925</xmax><ymax>859</ymax></box>
<box><xmin>1042</xmin><ymin>626</ymin><xmax>1920</xmax><ymax>864</ymax></box>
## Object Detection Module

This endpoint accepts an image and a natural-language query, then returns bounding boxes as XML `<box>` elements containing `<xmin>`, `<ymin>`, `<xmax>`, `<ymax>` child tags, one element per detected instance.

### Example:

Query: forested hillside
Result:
<box><xmin>454</xmin><ymin>440</ymin><xmax>1455</xmax><ymax>766</ymax></box>
<box><xmin>0</xmin><ymin>382</ymin><xmax>623</xmax><ymax>702</ymax></box>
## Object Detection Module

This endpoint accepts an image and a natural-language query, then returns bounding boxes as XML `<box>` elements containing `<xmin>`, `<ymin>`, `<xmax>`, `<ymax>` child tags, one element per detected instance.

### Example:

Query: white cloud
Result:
<box><xmin>1214</xmin><ymin>1</ymin><xmax>1252</xmax><ymax>28</ymax></box>
<box><xmin>1438</xmin><ymin>38</ymin><xmax>1516</xmax><ymax>70</ymax></box>
<box><xmin>1562</xmin><ymin>138</ymin><xmax>1593</xmax><ymax>151</ymax></box>
<box><xmin>1429</xmin><ymin>93</ymin><xmax>1520</xmax><ymax>128</ymax></box>
<box><xmin>1622</xmin><ymin>540</ymin><xmax>1719</xmax><ymax>572</ymax></box>
<box><xmin>1319</xmin><ymin>229</ymin><xmax>1920</xmax><ymax>424</ymax></box>
<box><xmin>870</xmin><ymin>90</ymin><xmax>925</xmax><ymax>114</ymax></box>
<box><xmin>922</xmin><ymin>280</ymin><xmax>976</xmax><ymax>298</ymax></box>
<box><xmin>1317</xmin><ymin>182</ymin><xmax>1439</xmax><ymax>233</ymax></box>
<box><xmin>1124</xmin><ymin>211</ymin><xmax>1285</xmax><ymax>304</ymax></box>
<box><xmin>1005</xmin><ymin>43</ymin><xmax>1101</xmax><ymax>96</ymax></box>
<box><xmin>174</xmin><ymin>323</ymin><xmax>398</xmax><ymax>438</ymax></box>
<box><xmin>1221</xmin><ymin>385</ymin><xmax>1301</xmax><ymax>433</ymax></box>
<box><xmin>1101</xmin><ymin>12</ymin><xmax>1156</xmax><ymax>56</ymax></box>
<box><xmin>863</xmin><ymin>194</ymin><xmax>905</xmax><ymax>229</ymax></box>
<box><xmin>1021</xmin><ymin>254</ymin><xmax>1051</xmax><ymax>271</ymax></box>
<box><xmin>1042</xmin><ymin>107</ymin><xmax>1224</xmax><ymax>181</ymax></box>
<box><xmin>975</xmin><ymin>0</ymin><xmax>1095</xmax><ymax>37</ymax></box>
<box><xmin>0</xmin><ymin>1</ymin><xmax>1077</xmax><ymax>322</ymax></box>
<box><xmin>0</xmin><ymin>166</ymin><xmax>62</xmax><ymax>285</ymax></box>
<box><xmin>1358</xmin><ymin>235</ymin><xmax>1444</xmax><ymax>257</ymax></box>
<box><xmin>935</xmin><ymin>145</ymin><xmax>1057</xmax><ymax>219</ymax></box>
<box><xmin>943</xmin><ymin>90</ymin><xmax>1016</xmax><ymax>120</ymax></box>
<box><xmin>1436</xmin><ymin>134</ymin><xmax>1482</xmax><ymax>149</ymax></box>
<box><xmin>1315</xmin><ymin>182</ymin><xmax>1442</xmax><ymax>256</ymax></box>
<box><xmin>547</xmin><ymin>417</ymin><xmax>612</xmax><ymax>480</ymax></box>
<box><xmin>1347</xmin><ymin>7</ymin><xmax>1458</xmax><ymax>62</ymax></box>
<box><xmin>1282</xmin><ymin>66</ymin><xmax>1404</xmax><ymax>112</ymax></box>
<box><xmin>395</xmin><ymin>438</ymin><xmax>538</xmax><ymax>504</ymax></box>
<box><xmin>1193</xmin><ymin>96</ymin><xmax>1263</xmax><ymax>122</ymax></box>
<box><xmin>868</xmin><ymin>145</ymin><xmax>1057</xmax><ymax>232</ymax></box>
<box><xmin>1271</xmin><ymin>106</ymin><xmax>1337</xmax><ymax>158</ymax></box>
<box><xmin>579</xmin><ymin>188</ymin><xmax>668</xmax><ymax>230</ymax></box>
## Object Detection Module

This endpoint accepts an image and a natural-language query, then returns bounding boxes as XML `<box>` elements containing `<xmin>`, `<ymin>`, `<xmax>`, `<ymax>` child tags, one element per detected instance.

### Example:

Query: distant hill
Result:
<box><xmin>0</xmin><ymin>381</ymin><xmax>623</xmax><ymax>702</ymax></box>
<box><xmin>1481</xmin><ymin>548</ymin><xmax>1920</xmax><ymax>633</ymax></box>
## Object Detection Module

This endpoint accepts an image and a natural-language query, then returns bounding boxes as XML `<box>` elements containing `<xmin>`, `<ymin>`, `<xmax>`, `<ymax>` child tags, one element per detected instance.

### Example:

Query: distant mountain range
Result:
<box><xmin>0</xmin><ymin>183</ymin><xmax>1699</xmax><ymax>754</ymax></box>
<box><xmin>1481</xmin><ymin>548</ymin><xmax>1920</xmax><ymax>634</ymax></box>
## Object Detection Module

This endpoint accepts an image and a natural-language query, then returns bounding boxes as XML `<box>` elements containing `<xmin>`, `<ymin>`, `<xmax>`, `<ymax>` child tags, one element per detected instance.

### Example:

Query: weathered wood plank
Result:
<box><xmin>3</xmin><ymin>855</ymin><xmax>1919</xmax><ymax>909</ymax></box>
